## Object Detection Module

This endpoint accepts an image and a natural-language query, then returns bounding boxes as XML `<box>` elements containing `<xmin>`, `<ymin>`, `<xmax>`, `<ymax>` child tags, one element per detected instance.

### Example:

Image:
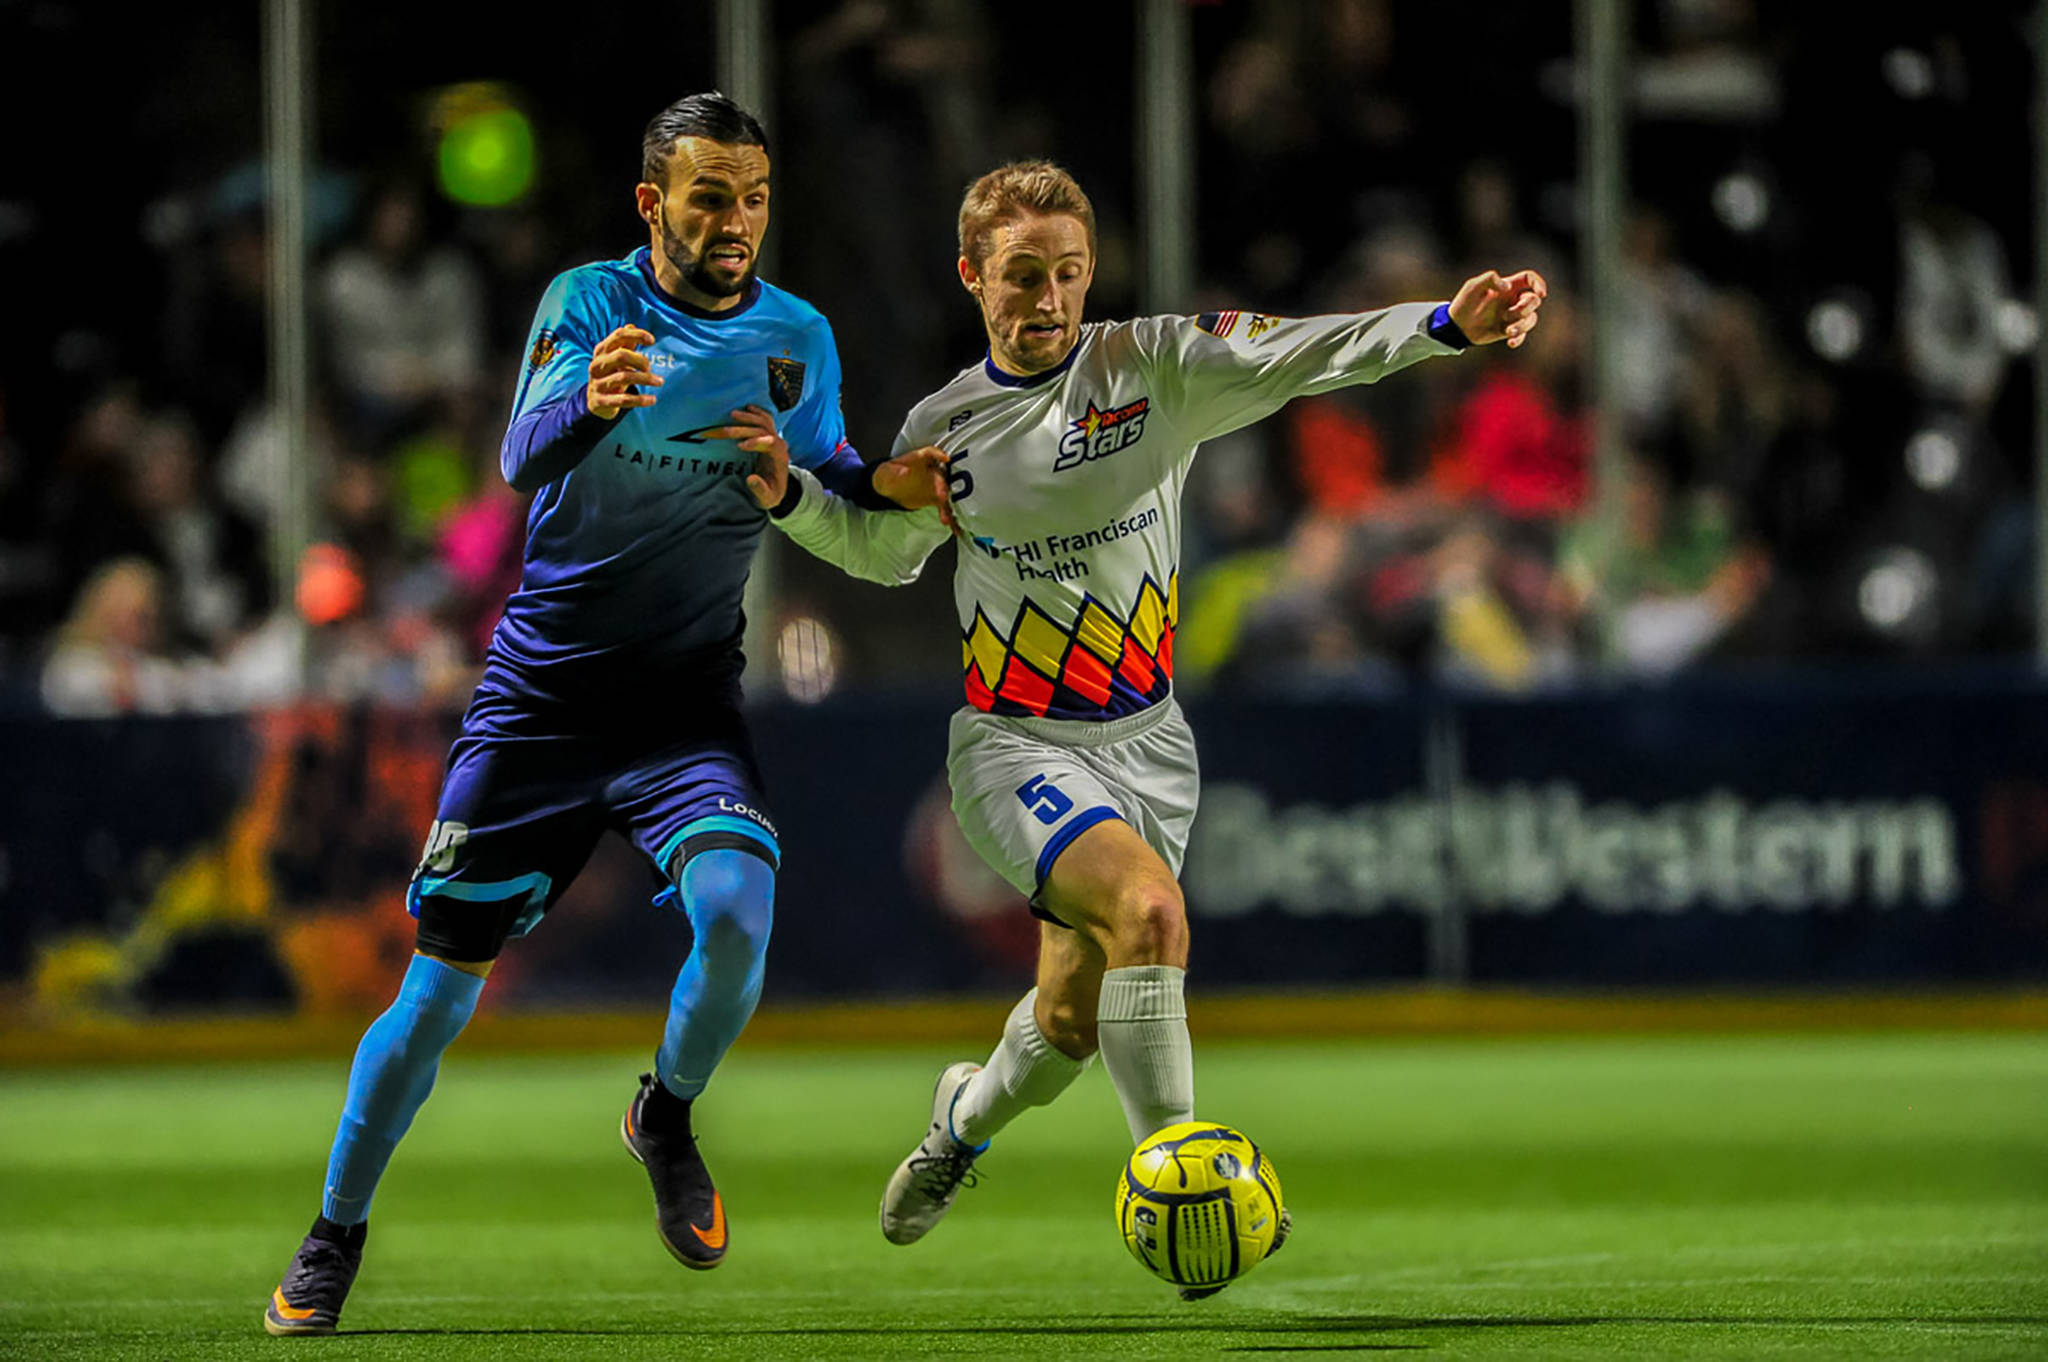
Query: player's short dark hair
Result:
<box><xmin>642</xmin><ymin>91</ymin><xmax>769</xmax><ymax>184</ymax></box>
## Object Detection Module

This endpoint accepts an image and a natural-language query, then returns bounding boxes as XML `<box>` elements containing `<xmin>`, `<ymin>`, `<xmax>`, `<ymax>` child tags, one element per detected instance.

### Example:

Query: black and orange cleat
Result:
<box><xmin>621</xmin><ymin>1073</ymin><xmax>727</xmax><ymax>1269</ymax></box>
<box><xmin>262</xmin><ymin>1217</ymin><xmax>365</xmax><ymax>1335</ymax></box>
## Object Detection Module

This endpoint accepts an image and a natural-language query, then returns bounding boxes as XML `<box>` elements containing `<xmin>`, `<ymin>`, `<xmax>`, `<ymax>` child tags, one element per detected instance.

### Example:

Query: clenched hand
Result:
<box><xmin>1448</xmin><ymin>270</ymin><xmax>1548</xmax><ymax>349</ymax></box>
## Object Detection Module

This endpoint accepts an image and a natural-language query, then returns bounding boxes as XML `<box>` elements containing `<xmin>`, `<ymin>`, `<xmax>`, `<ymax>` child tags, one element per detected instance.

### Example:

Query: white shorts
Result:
<box><xmin>946</xmin><ymin>698</ymin><xmax>1200</xmax><ymax>923</ymax></box>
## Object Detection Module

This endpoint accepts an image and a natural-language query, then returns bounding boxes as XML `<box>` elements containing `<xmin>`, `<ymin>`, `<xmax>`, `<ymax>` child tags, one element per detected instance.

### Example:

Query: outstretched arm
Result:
<box><xmin>716</xmin><ymin>406</ymin><xmax>952</xmax><ymax>585</ymax></box>
<box><xmin>806</xmin><ymin>441</ymin><xmax>906</xmax><ymax>511</ymax></box>
<box><xmin>1150</xmin><ymin>268</ymin><xmax>1550</xmax><ymax>446</ymax></box>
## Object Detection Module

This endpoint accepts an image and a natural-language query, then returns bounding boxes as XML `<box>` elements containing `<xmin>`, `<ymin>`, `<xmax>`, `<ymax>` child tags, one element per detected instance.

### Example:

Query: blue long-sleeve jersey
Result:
<box><xmin>487</xmin><ymin>247</ymin><xmax>884</xmax><ymax>711</ymax></box>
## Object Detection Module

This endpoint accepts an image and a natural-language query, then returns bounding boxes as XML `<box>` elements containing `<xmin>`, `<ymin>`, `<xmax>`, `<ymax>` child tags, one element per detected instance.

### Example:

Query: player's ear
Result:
<box><xmin>958</xmin><ymin>256</ymin><xmax>982</xmax><ymax>297</ymax></box>
<box><xmin>635</xmin><ymin>182</ymin><xmax>662</xmax><ymax>228</ymax></box>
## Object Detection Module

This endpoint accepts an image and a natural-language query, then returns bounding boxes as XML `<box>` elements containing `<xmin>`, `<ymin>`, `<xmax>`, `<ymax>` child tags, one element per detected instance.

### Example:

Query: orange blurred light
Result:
<box><xmin>296</xmin><ymin>543</ymin><xmax>365</xmax><ymax>625</ymax></box>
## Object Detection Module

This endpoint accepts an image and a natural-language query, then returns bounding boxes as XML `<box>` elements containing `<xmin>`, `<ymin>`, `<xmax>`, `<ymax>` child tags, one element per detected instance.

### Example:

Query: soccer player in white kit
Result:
<box><xmin>737</xmin><ymin>161</ymin><xmax>1545</xmax><ymax>1282</ymax></box>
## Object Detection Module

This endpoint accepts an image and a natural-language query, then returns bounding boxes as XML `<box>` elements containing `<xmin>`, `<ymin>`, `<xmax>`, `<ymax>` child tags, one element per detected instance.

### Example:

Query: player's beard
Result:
<box><xmin>661</xmin><ymin>219</ymin><xmax>757</xmax><ymax>300</ymax></box>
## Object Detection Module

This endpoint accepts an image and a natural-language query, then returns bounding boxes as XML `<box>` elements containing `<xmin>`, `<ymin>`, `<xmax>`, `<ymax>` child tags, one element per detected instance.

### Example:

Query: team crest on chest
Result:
<box><xmin>766</xmin><ymin>356</ymin><xmax>807</xmax><ymax>411</ymax></box>
<box><xmin>1054</xmin><ymin>396</ymin><xmax>1150</xmax><ymax>472</ymax></box>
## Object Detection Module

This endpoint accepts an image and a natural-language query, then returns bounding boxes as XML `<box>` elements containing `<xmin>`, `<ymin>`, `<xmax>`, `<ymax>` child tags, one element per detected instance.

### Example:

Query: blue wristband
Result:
<box><xmin>1428</xmin><ymin>302</ymin><xmax>1473</xmax><ymax>350</ymax></box>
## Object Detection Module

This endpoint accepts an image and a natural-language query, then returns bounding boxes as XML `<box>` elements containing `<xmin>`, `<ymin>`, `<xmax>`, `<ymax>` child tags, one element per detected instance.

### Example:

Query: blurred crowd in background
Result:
<box><xmin>0</xmin><ymin>0</ymin><xmax>2038</xmax><ymax>717</ymax></box>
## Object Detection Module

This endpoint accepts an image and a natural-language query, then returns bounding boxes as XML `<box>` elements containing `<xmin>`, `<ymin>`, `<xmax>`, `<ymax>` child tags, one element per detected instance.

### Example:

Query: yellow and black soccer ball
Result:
<box><xmin>1114</xmin><ymin>1121</ymin><xmax>1284</xmax><ymax>1291</ymax></box>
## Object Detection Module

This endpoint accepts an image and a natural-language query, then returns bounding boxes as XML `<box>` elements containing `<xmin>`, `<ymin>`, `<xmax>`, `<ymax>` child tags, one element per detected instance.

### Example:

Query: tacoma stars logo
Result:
<box><xmin>1054</xmin><ymin>396</ymin><xmax>1150</xmax><ymax>472</ymax></box>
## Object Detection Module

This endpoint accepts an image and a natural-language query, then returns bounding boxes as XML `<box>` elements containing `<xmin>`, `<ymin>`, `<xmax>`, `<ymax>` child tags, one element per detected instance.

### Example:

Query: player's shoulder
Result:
<box><xmin>751</xmin><ymin>281</ymin><xmax>846</xmax><ymax>367</ymax></box>
<box><xmin>753</xmin><ymin>279</ymin><xmax>831</xmax><ymax>331</ymax></box>
<box><xmin>541</xmin><ymin>252</ymin><xmax>641</xmax><ymax>314</ymax></box>
<box><xmin>1073</xmin><ymin>316</ymin><xmax>1188</xmax><ymax>374</ymax></box>
<box><xmin>900</xmin><ymin>359</ymin><xmax>989</xmax><ymax>442</ymax></box>
<box><xmin>564</xmin><ymin>251</ymin><xmax>643</xmax><ymax>293</ymax></box>
<box><xmin>1100</xmin><ymin>313</ymin><xmax>1202</xmax><ymax>347</ymax></box>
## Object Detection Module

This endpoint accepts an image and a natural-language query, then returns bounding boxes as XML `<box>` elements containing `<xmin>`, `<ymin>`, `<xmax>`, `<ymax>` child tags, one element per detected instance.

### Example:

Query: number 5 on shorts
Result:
<box><xmin>1016</xmin><ymin>774</ymin><xmax>1073</xmax><ymax>826</ymax></box>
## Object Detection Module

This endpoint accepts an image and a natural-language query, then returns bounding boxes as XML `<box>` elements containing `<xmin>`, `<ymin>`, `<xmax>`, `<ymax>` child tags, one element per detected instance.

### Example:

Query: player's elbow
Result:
<box><xmin>500</xmin><ymin>445</ymin><xmax>542</xmax><ymax>494</ymax></box>
<box><xmin>841</xmin><ymin>555</ymin><xmax>924</xmax><ymax>588</ymax></box>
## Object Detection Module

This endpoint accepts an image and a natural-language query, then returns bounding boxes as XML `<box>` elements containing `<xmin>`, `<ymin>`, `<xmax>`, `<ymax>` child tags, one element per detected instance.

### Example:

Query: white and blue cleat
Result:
<box><xmin>880</xmin><ymin>1061</ymin><xmax>986</xmax><ymax>1245</ymax></box>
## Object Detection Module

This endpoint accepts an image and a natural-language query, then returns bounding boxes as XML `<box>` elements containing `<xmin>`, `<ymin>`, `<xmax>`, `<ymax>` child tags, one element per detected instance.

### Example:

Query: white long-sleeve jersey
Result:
<box><xmin>772</xmin><ymin>301</ymin><xmax>1464</xmax><ymax>722</ymax></box>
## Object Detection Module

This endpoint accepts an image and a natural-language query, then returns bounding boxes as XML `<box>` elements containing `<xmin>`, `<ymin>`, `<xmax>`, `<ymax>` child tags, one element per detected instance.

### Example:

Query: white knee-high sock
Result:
<box><xmin>1097</xmin><ymin>964</ymin><xmax>1194</xmax><ymax>1144</ymax></box>
<box><xmin>950</xmin><ymin>989</ymin><xmax>1092</xmax><ymax>1146</ymax></box>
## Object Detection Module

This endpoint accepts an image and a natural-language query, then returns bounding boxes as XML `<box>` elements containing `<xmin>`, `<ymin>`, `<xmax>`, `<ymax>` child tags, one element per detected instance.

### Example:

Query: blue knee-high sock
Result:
<box><xmin>655</xmin><ymin>849</ymin><xmax>775</xmax><ymax>1099</ymax></box>
<box><xmin>321</xmin><ymin>954</ymin><xmax>485</xmax><ymax>1224</ymax></box>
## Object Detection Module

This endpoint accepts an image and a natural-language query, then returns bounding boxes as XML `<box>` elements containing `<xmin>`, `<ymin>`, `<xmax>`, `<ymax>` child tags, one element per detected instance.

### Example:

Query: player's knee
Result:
<box><xmin>676</xmin><ymin>847</ymin><xmax>776</xmax><ymax>963</ymax></box>
<box><xmin>396</xmin><ymin>998</ymin><xmax>472</xmax><ymax>1056</ymax></box>
<box><xmin>1107</xmin><ymin>878</ymin><xmax>1188</xmax><ymax>965</ymax></box>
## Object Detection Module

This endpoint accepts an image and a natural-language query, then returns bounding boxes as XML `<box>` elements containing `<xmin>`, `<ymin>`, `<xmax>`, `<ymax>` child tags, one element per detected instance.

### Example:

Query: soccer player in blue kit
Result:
<box><xmin>263</xmin><ymin>92</ymin><xmax>945</xmax><ymax>1335</ymax></box>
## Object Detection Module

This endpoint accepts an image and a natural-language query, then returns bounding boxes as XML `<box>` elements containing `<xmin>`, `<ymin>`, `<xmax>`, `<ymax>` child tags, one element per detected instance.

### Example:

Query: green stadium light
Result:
<box><xmin>438</xmin><ymin>106</ymin><xmax>535</xmax><ymax>207</ymax></box>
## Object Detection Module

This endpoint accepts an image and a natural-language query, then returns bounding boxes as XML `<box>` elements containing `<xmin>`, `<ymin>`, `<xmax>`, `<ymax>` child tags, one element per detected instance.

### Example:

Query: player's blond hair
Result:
<box><xmin>957</xmin><ymin>161</ymin><xmax>1096</xmax><ymax>270</ymax></box>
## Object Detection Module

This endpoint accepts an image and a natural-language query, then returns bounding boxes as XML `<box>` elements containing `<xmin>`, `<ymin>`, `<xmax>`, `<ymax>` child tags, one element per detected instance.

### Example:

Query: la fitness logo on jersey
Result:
<box><xmin>1054</xmin><ymin>396</ymin><xmax>1150</xmax><ymax>472</ymax></box>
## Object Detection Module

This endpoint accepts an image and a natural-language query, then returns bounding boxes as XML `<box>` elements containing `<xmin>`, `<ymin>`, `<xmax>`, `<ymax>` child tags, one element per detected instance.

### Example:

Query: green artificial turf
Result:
<box><xmin>1</xmin><ymin>1032</ymin><xmax>2042</xmax><ymax>1360</ymax></box>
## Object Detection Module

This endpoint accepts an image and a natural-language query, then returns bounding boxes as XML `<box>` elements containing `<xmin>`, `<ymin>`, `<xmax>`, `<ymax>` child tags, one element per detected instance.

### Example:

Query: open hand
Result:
<box><xmin>1448</xmin><ymin>270</ymin><xmax>1547</xmax><ymax>349</ymax></box>
<box><xmin>586</xmin><ymin>325</ymin><xmax>662</xmax><ymax>418</ymax></box>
